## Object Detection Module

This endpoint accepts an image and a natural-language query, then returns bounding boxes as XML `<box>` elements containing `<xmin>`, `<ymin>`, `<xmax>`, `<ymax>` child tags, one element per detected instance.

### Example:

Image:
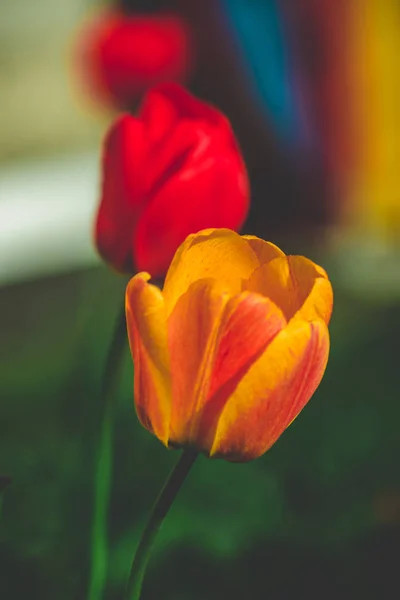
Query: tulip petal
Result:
<box><xmin>210</xmin><ymin>319</ymin><xmax>330</xmax><ymax>461</ymax></box>
<box><xmin>245</xmin><ymin>255</ymin><xmax>333</xmax><ymax>324</ymax></box>
<box><xmin>167</xmin><ymin>279</ymin><xmax>228</xmax><ymax>445</ymax></box>
<box><xmin>163</xmin><ymin>229</ymin><xmax>259</xmax><ymax>315</ymax></box>
<box><xmin>243</xmin><ymin>235</ymin><xmax>285</xmax><ymax>266</ymax></box>
<box><xmin>196</xmin><ymin>292</ymin><xmax>286</xmax><ymax>449</ymax></box>
<box><xmin>140</xmin><ymin>84</ymin><xmax>226</xmax><ymax>141</ymax></box>
<box><xmin>296</xmin><ymin>275</ymin><xmax>333</xmax><ymax>325</ymax></box>
<box><xmin>134</xmin><ymin>101</ymin><xmax>249</xmax><ymax>278</ymax></box>
<box><xmin>167</xmin><ymin>280</ymin><xmax>286</xmax><ymax>449</ymax></box>
<box><xmin>96</xmin><ymin>114</ymin><xmax>146</xmax><ymax>271</ymax></box>
<box><xmin>125</xmin><ymin>273</ymin><xmax>171</xmax><ymax>445</ymax></box>
<box><xmin>138</xmin><ymin>85</ymin><xmax>237</xmax><ymax>192</ymax></box>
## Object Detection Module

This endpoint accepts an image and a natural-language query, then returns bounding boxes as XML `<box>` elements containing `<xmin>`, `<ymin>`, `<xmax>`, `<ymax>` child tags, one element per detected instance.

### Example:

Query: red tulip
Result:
<box><xmin>76</xmin><ymin>10</ymin><xmax>192</xmax><ymax>109</ymax></box>
<box><xmin>95</xmin><ymin>83</ymin><xmax>250</xmax><ymax>276</ymax></box>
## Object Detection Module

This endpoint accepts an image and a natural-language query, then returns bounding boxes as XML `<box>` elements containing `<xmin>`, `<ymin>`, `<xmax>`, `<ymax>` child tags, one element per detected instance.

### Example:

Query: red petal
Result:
<box><xmin>95</xmin><ymin>114</ymin><xmax>145</xmax><ymax>271</ymax></box>
<box><xmin>133</xmin><ymin>122</ymin><xmax>249</xmax><ymax>275</ymax></box>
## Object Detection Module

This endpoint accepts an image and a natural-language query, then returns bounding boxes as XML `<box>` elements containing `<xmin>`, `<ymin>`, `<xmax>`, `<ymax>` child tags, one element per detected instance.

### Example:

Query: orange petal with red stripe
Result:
<box><xmin>196</xmin><ymin>291</ymin><xmax>286</xmax><ymax>450</ymax></box>
<box><xmin>125</xmin><ymin>273</ymin><xmax>171</xmax><ymax>445</ymax></box>
<box><xmin>210</xmin><ymin>318</ymin><xmax>330</xmax><ymax>461</ymax></box>
<box><xmin>167</xmin><ymin>279</ymin><xmax>228</xmax><ymax>444</ymax></box>
<box><xmin>167</xmin><ymin>282</ymin><xmax>286</xmax><ymax>449</ymax></box>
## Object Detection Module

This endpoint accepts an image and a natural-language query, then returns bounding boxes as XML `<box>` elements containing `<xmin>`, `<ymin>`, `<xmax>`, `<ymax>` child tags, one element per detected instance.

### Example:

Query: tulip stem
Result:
<box><xmin>124</xmin><ymin>449</ymin><xmax>198</xmax><ymax>600</ymax></box>
<box><xmin>88</xmin><ymin>301</ymin><xmax>128</xmax><ymax>600</ymax></box>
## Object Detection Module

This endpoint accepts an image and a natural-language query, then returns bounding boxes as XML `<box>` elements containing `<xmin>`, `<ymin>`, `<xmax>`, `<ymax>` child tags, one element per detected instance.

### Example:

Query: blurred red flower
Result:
<box><xmin>95</xmin><ymin>83</ymin><xmax>249</xmax><ymax>276</ymax></box>
<box><xmin>77</xmin><ymin>10</ymin><xmax>192</xmax><ymax>109</ymax></box>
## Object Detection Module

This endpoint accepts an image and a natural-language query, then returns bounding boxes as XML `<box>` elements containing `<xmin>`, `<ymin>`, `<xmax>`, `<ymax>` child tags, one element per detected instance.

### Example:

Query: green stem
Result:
<box><xmin>88</xmin><ymin>302</ymin><xmax>128</xmax><ymax>600</ymax></box>
<box><xmin>124</xmin><ymin>449</ymin><xmax>198</xmax><ymax>600</ymax></box>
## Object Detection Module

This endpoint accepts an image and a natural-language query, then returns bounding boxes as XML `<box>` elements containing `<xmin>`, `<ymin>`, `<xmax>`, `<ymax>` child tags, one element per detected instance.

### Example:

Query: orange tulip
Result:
<box><xmin>126</xmin><ymin>229</ymin><xmax>333</xmax><ymax>462</ymax></box>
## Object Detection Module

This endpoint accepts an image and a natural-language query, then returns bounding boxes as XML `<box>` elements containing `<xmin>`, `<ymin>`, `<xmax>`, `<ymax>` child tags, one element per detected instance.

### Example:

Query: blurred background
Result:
<box><xmin>1</xmin><ymin>1</ymin><xmax>399</xmax><ymax>599</ymax></box>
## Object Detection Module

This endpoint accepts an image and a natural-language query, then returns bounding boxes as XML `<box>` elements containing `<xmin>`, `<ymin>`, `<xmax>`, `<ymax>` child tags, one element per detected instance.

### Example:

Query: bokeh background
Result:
<box><xmin>1</xmin><ymin>1</ymin><xmax>399</xmax><ymax>599</ymax></box>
